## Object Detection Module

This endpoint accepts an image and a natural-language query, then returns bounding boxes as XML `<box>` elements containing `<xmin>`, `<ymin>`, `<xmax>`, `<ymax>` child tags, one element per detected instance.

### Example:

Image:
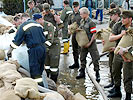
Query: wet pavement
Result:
<box><xmin>57</xmin><ymin>16</ymin><xmax>133</xmax><ymax>100</ymax></box>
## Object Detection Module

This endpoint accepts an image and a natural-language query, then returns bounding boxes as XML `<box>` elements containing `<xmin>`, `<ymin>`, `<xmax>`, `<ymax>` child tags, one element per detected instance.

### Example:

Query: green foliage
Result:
<box><xmin>3</xmin><ymin>0</ymin><xmax>24</xmax><ymax>15</ymax></box>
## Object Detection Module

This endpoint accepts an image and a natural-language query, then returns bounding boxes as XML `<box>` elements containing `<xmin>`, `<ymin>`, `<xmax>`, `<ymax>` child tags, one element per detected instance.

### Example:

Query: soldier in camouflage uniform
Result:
<box><xmin>26</xmin><ymin>0</ymin><xmax>40</xmax><ymax>18</ymax></box>
<box><xmin>68</xmin><ymin>1</ymin><xmax>81</xmax><ymax>69</ymax></box>
<box><xmin>60</xmin><ymin>0</ymin><xmax>73</xmax><ymax>54</ymax></box>
<box><xmin>42</xmin><ymin>20</ymin><xmax>61</xmax><ymax>83</ymax></box>
<box><xmin>108</xmin><ymin>11</ymin><xmax>133</xmax><ymax>99</ymax></box>
<box><xmin>76</xmin><ymin>7</ymin><xmax>100</xmax><ymax>82</ymax></box>
<box><xmin>104</xmin><ymin>8</ymin><xmax>121</xmax><ymax>88</ymax></box>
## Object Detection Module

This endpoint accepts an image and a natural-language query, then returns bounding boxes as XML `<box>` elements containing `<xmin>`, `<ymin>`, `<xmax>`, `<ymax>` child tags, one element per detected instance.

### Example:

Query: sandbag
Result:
<box><xmin>96</xmin><ymin>28</ymin><xmax>116</xmax><ymax>53</ymax></box>
<box><xmin>0</xmin><ymin>90</ymin><xmax>21</xmax><ymax>100</ymax></box>
<box><xmin>14</xmin><ymin>78</ymin><xmax>44</xmax><ymax>99</ymax></box>
<box><xmin>114</xmin><ymin>33</ymin><xmax>133</xmax><ymax>61</ymax></box>
<box><xmin>68</xmin><ymin>22</ymin><xmax>78</xmax><ymax>34</ymax></box>
<box><xmin>73</xmin><ymin>93</ymin><xmax>87</xmax><ymax>100</ymax></box>
<box><xmin>0</xmin><ymin>24</ymin><xmax>11</xmax><ymax>35</ymax></box>
<box><xmin>0</xmin><ymin>49</ymin><xmax>5</xmax><ymax>60</ymax></box>
<box><xmin>57</xmin><ymin>84</ymin><xmax>74</xmax><ymax>100</ymax></box>
<box><xmin>43</xmin><ymin>92</ymin><xmax>65</xmax><ymax>100</ymax></box>
<box><xmin>76</xmin><ymin>28</ymin><xmax>89</xmax><ymax>47</ymax></box>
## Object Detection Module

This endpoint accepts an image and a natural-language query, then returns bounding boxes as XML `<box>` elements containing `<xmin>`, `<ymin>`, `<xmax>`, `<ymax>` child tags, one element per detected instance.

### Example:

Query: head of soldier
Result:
<box><xmin>110</xmin><ymin>2</ymin><xmax>116</xmax><ymax>9</ymax></box>
<box><xmin>109</xmin><ymin>8</ymin><xmax>121</xmax><ymax>21</ymax></box>
<box><xmin>13</xmin><ymin>14</ymin><xmax>22</xmax><ymax>27</ymax></box>
<box><xmin>73</xmin><ymin>1</ymin><xmax>80</xmax><ymax>13</ymax></box>
<box><xmin>43</xmin><ymin>3</ymin><xmax>50</xmax><ymax>13</ymax></box>
<box><xmin>27</xmin><ymin>0</ymin><xmax>35</xmax><ymax>9</ymax></box>
<box><xmin>121</xmin><ymin>10</ymin><xmax>133</xmax><ymax>27</ymax></box>
<box><xmin>33</xmin><ymin>13</ymin><xmax>44</xmax><ymax>25</ymax></box>
<box><xmin>79</xmin><ymin>7</ymin><xmax>89</xmax><ymax>19</ymax></box>
<box><xmin>63</xmin><ymin>0</ymin><xmax>69</xmax><ymax>7</ymax></box>
<box><xmin>21</xmin><ymin>13</ymin><xmax>30</xmax><ymax>23</ymax></box>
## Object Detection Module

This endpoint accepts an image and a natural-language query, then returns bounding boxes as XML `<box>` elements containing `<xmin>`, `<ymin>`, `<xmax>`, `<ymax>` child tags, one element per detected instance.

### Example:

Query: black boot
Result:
<box><xmin>125</xmin><ymin>92</ymin><xmax>131</xmax><ymax>100</ymax></box>
<box><xmin>50</xmin><ymin>70</ymin><xmax>59</xmax><ymax>83</ymax></box>
<box><xmin>108</xmin><ymin>86</ymin><xmax>115</xmax><ymax>93</ymax></box>
<box><xmin>76</xmin><ymin>68</ymin><xmax>85</xmax><ymax>79</ymax></box>
<box><xmin>104</xmin><ymin>82</ymin><xmax>114</xmax><ymax>88</ymax></box>
<box><xmin>69</xmin><ymin>60</ymin><xmax>79</xmax><ymax>69</ymax></box>
<box><xmin>108</xmin><ymin>86</ymin><xmax>122</xmax><ymax>98</ymax></box>
<box><xmin>96</xmin><ymin>71</ymin><xmax>100</xmax><ymax>82</ymax></box>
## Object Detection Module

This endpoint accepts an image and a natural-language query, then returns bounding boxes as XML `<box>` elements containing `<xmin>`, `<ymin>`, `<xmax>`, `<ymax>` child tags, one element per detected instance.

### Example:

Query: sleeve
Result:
<box><xmin>11</xmin><ymin>25</ymin><xmax>25</xmax><ymax>48</ymax></box>
<box><xmin>112</xmin><ymin>23</ymin><xmax>119</xmax><ymax>35</ymax></box>
<box><xmin>60</xmin><ymin>9</ymin><xmax>67</xmax><ymax>22</ymax></box>
<box><xmin>90</xmin><ymin>22</ymin><xmax>96</xmax><ymax>34</ymax></box>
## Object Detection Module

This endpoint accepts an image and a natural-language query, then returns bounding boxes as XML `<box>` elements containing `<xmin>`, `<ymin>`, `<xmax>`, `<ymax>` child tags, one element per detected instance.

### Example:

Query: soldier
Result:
<box><xmin>118</xmin><ymin>46</ymin><xmax>133</xmax><ymax>100</ymax></box>
<box><xmin>104</xmin><ymin>8</ymin><xmax>121</xmax><ymax>88</ymax></box>
<box><xmin>68</xmin><ymin>1</ymin><xmax>81</xmax><ymax>69</ymax></box>
<box><xmin>60</xmin><ymin>0</ymin><xmax>72</xmax><ymax>54</ymax></box>
<box><xmin>108</xmin><ymin>10</ymin><xmax>133</xmax><ymax>98</ymax></box>
<box><xmin>26</xmin><ymin>0</ymin><xmax>40</xmax><ymax>18</ymax></box>
<box><xmin>42</xmin><ymin>20</ymin><xmax>61</xmax><ymax>83</ymax></box>
<box><xmin>76</xmin><ymin>7</ymin><xmax>100</xmax><ymax>82</ymax></box>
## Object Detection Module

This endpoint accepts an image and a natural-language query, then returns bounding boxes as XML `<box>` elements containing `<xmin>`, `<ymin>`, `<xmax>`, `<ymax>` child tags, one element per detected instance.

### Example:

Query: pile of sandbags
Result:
<box><xmin>96</xmin><ymin>28</ymin><xmax>116</xmax><ymax>52</ymax></box>
<box><xmin>114</xmin><ymin>27</ymin><xmax>133</xmax><ymax>61</ymax></box>
<box><xmin>76</xmin><ymin>28</ymin><xmax>89</xmax><ymax>47</ymax></box>
<box><xmin>57</xmin><ymin>85</ymin><xmax>87</xmax><ymax>100</ymax></box>
<box><xmin>2</xmin><ymin>15</ymin><xmax>14</xmax><ymax>24</ymax></box>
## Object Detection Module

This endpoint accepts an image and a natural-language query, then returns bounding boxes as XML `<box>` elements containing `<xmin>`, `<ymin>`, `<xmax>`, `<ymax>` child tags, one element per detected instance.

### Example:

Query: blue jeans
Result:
<box><xmin>95</xmin><ymin>9</ymin><xmax>103</xmax><ymax>21</ymax></box>
<box><xmin>88</xmin><ymin>7</ymin><xmax>92</xmax><ymax>18</ymax></box>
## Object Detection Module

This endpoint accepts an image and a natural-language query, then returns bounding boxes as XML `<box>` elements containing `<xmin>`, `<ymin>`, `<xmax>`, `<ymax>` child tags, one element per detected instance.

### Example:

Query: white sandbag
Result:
<box><xmin>0</xmin><ymin>16</ymin><xmax>13</xmax><ymax>26</ymax></box>
<box><xmin>43</xmin><ymin>92</ymin><xmax>65</xmax><ymax>100</ymax></box>
<box><xmin>12</xmin><ymin>44</ymin><xmax>30</xmax><ymax>72</ymax></box>
<box><xmin>14</xmin><ymin>78</ymin><xmax>44</xmax><ymax>99</ymax></box>
<box><xmin>0</xmin><ymin>32</ymin><xmax>16</xmax><ymax>50</ymax></box>
<box><xmin>73</xmin><ymin>93</ymin><xmax>87</xmax><ymax>100</ymax></box>
<box><xmin>0</xmin><ymin>90</ymin><xmax>21</xmax><ymax>100</ymax></box>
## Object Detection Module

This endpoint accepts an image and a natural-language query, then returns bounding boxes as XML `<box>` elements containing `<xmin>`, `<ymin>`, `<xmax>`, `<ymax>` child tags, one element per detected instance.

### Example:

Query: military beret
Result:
<box><xmin>121</xmin><ymin>10</ymin><xmax>133</xmax><ymax>18</ymax></box>
<box><xmin>32</xmin><ymin>13</ymin><xmax>42</xmax><ymax>20</ymax></box>
<box><xmin>109</xmin><ymin>8</ymin><xmax>121</xmax><ymax>16</ymax></box>
<box><xmin>43</xmin><ymin>3</ymin><xmax>50</xmax><ymax>11</ymax></box>
<box><xmin>73</xmin><ymin>1</ymin><xmax>79</xmax><ymax>7</ymax></box>
<box><xmin>27</xmin><ymin>0</ymin><xmax>34</xmax><ymax>4</ymax></box>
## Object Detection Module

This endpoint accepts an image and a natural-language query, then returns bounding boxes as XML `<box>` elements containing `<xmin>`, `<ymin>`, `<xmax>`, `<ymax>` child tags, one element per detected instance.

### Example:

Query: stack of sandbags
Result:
<box><xmin>0</xmin><ymin>24</ymin><xmax>11</xmax><ymax>35</ymax></box>
<box><xmin>57</xmin><ymin>85</ymin><xmax>87</xmax><ymax>100</ymax></box>
<box><xmin>0</xmin><ymin>49</ymin><xmax>5</xmax><ymax>60</ymax></box>
<box><xmin>76</xmin><ymin>28</ymin><xmax>89</xmax><ymax>47</ymax></box>
<box><xmin>68</xmin><ymin>22</ymin><xmax>78</xmax><ymax>34</ymax></box>
<box><xmin>0</xmin><ymin>60</ymin><xmax>22</xmax><ymax>89</ymax></box>
<box><xmin>114</xmin><ymin>27</ymin><xmax>133</xmax><ymax>61</ymax></box>
<box><xmin>14</xmin><ymin>78</ymin><xmax>45</xmax><ymax>99</ymax></box>
<box><xmin>96</xmin><ymin>28</ymin><xmax>116</xmax><ymax>53</ymax></box>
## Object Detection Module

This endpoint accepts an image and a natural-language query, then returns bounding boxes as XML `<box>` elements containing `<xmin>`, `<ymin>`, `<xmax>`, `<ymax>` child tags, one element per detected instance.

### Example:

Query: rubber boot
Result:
<box><xmin>76</xmin><ymin>68</ymin><xmax>85</xmax><ymax>79</ymax></box>
<box><xmin>96</xmin><ymin>71</ymin><xmax>100</xmax><ymax>82</ymax></box>
<box><xmin>69</xmin><ymin>59</ymin><xmax>79</xmax><ymax>69</ymax></box>
<box><xmin>125</xmin><ymin>92</ymin><xmax>131</xmax><ymax>100</ymax></box>
<box><xmin>50</xmin><ymin>70</ymin><xmax>59</xmax><ymax>83</ymax></box>
<box><xmin>108</xmin><ymin>86</ymin><xmax>122</xmax><ymax>98</ymax></box>
<box><xmin>61</xmin><ymin>42</ymin><xmax>69</xmax><ymax>54</ymax></box>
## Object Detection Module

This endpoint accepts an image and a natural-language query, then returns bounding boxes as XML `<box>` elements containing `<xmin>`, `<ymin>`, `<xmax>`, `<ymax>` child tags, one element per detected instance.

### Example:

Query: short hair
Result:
<box><xmin>110</xmin><ymin>2</ymin><xmax>116</xmax><ymax>9</ymax></box>
<box><xmin>79</xmin><ymin>7</ymin><xmax>89</xmax><ymax>14</ymax></box>
<box><xmin>63</xmin><ymin>0</ymin><xmax>69</xmax><ymax>5</ymax></box>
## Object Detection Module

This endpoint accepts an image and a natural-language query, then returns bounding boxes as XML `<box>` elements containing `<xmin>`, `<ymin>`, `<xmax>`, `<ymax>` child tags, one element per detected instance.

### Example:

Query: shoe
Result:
<box><xmin>125</xmin><ymin>92</ymin><xmax>131</xmax><ymax>100</ymax></box>
<box><xmin>61</xmin><ymin>42</ymin><xmax>69</xmax><ymax>54</ymax></box>
<box><xmin>108</xmin><ymin>87</ymin><xmax>115</xmax><ymax>93</ymax></box>
<box><xmin>108</xmin><ymin>91</ymin><xmax>122</xmax><ymax>98</ymax></box>
<box><xmin>108</xmin><ymin>86</ymin><xmax>122</xmax><ymax>98</ymax></box>
<box><xmin>76</xmin><ymin>68</ymin><xmax>85</xmax><ymax>79</ymax></box>
<box><xmin>96</xmin><ymin>71</ymin><xmax>100</xmax><ymax>82</ymax></box>
<box><xmin>69</xmin><ymin>63</ymin><xmax>79</xmax><ymax>69</ymax></box>
<box><xmin>104</xmin><ymin>82</ymin><xmax>114</xmax><ymax>88</ymax></box>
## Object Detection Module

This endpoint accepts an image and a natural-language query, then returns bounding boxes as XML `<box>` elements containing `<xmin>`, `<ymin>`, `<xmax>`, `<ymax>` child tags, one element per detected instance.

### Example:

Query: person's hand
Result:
<box><xmin>121</xmin><ymin>55</ymin><xmax>131</xmax><ymax>62</ymax></box>
<box><xmin>102</xmin><ymin>40</ymin><xmax>105</xmax><ymax>45</ymax></box>
<box><xmin>118</xmin><ymin>46</ymin><xmax>128</xmax><ymax>55</ymax></box>
<box><xmin>121</xmin><ymin>30</ymin><xmax>126</xmax><ymax>37</ymax></box>
<box><xmin>84</xmin><ymin>42</ymin><xmax>91</xmax><ymax>48</ymax></box>
<box><xmin>7</xmin><ymin>48</ymin><xmax>13</xmax><ymax>59</ymax></box>
<box><xmin>109</xmin><ymin>47</ymin><xmax>115</xmax><ymax>52</ymax></box>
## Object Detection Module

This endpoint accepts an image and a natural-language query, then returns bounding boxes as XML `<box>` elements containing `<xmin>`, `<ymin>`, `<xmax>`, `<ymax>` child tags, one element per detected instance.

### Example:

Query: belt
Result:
<box><xmin>29</xmin><ymin>43</ymin><xmax>44</xmax><ymax>48</ymax></box>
